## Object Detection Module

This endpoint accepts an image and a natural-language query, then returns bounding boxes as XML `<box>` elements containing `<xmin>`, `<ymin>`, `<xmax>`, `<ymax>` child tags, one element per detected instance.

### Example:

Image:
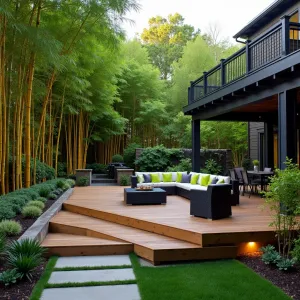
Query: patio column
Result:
<box><xmin>264</xmin><ymin>122</ymin><xmax>274</xmax><ymax>170</ymax></box>
<box><xmin>278</xmin><ymin>90</ymin><xmax>297</xmax><ymax>169</ymax></box>
<box><xmin>192</xmin><ymin>119</ymin><xmax>200</xmax><ymax>172</ymax></box>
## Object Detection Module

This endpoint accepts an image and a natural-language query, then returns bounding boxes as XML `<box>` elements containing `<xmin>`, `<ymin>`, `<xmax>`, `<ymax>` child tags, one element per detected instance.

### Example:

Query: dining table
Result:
<box><xmin>247</xmin><ymin>170</ymin><xmax>274</xmax><ymax>191</ymax></box>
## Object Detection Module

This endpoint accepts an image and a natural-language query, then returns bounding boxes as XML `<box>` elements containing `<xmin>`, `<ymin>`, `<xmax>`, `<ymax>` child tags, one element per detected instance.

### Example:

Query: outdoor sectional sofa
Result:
<box><xmin>131</xmin><ymin>172</ymin><xmax>239</xmax><ymax>220</ymax></box>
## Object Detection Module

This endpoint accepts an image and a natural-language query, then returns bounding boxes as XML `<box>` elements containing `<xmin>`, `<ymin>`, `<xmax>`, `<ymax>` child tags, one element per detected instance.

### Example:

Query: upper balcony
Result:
<box><xmin>185</xmin><ymin>16</ymin><xmax>300</xmax><ymax>115</ymax></box>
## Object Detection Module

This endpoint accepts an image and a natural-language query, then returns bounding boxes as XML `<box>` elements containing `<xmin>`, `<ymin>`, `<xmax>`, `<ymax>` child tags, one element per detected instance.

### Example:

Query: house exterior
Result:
<box><xmin>184</xmin><ymin>0</ymin><xmax>300</xmax><ymax>171</ymax></box>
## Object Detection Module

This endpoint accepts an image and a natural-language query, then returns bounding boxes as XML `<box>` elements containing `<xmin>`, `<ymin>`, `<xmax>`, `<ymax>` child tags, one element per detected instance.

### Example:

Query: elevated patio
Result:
<box><xmin>42</xmin><ymin>186</ymin><xmax>276</xmax><ymax>265</ymax></box>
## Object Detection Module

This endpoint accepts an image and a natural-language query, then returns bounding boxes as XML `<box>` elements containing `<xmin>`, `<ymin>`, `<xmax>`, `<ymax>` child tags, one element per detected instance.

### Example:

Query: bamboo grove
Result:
<box><xmin>0</xmin><ymin>0</ymin><xmax>139</xmax><ymax>194</ymax></box>
<box><xmin>0</xmin><ymin>2</ymin><xmax>249</xmax><ymax>195</ymax></box>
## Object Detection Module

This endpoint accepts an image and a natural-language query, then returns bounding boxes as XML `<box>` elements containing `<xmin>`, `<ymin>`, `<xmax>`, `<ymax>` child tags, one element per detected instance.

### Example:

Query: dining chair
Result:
<box><xmin>241</xmin><ymin>170</ymin><xmax>260</xmax><ymax>198</ymax></box>
<box><xmin>229</xmin><ymin>169</ymin><xmax>236</xmax><ymax>180</ymax></box>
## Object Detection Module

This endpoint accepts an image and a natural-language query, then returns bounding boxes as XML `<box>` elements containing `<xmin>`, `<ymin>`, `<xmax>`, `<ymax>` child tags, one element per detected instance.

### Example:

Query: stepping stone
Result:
<box><xmin>48</xmin><ymin>269</ymin><xmax>135</xmax><ymax>284</ymax></box>
<box><xmin>55</xmin><ymin>255</ymin><xmax>131</xmax><ymax>268</ymax></box>
<box><xmin>41</xmin><ymin>284</ymin><xmax>140</xmax><ymax>300</ymax></box>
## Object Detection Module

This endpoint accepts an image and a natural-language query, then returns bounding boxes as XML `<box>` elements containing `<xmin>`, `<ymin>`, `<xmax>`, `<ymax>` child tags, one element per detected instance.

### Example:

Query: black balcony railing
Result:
<box><xmin>188</xmin><ymin>17</ymin><xmax>300</xmax><ymax>105</ymax></box>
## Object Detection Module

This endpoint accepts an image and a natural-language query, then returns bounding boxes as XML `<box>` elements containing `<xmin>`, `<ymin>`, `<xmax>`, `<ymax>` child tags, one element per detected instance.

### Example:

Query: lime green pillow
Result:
<box><xmin>137</xmin><ymin>174</ymin><xmax>144</xmax><ymax>184</ymax></box>
<box><xmin>162</xmin><ymin>173</ymin><xmax>172</xmax><ymax>182</ymax></box>
<box><xmin>176</xmin><ymin>172</ymin><xmax>183</xmax><ymax>183</ymax></box>
<box><xmin>217</xmin><ymin>178</ymin><xmax>225</xmax><ymax>184</ymax></box>
<box><xmin>151</xmin><ymin>173</ymin><xmax>161</xmax><ymax>183</ymax></box>
<box><xmin>200</xmin><ymin>174</ymin><xmax>210</xmax><ymax>186</ymax></box>
<box><xmin>190</xmin><ymin>174</ymin><xmax>199</xmax><ymax>185</ymax></box>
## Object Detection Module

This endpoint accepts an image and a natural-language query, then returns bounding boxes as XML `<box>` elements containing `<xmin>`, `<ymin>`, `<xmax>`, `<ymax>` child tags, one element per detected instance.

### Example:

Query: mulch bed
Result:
<box><xmin>0</xmin><ymin>259</ymin><xmax>47</xmax><ymax>300</ymax></box>
<box><xmin>239</xmin><ymin>253</ymin><xmax>300</xmax><ymax>299</ymax></box>
<box><xmin>0</xmin><ymin>192</ymin><xmax>64</xmax><ymax>299</ymax></box>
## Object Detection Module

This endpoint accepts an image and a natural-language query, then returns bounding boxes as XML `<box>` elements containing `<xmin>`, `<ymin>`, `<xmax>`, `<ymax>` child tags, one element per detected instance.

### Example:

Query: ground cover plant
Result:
<box><xmin>130</xmin><ymin>254</ymin><xmax>290</xmax><ymax>300</ymax></box>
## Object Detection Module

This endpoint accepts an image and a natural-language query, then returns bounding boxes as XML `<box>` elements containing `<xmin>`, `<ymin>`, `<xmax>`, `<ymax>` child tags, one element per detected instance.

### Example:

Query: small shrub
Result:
<box><xmin>242</xmin><ymin>157</ymin><xmax>253</xmax><ymax>170</ymax></box>
<box><xmin>291</xmin><ymin>238</ymin><xmax>300</xmax><ymax>263</ymax></box>
<box><xmin>0</xmin><ymin>220</ymin><xmax>22</xmax><ymax>237</ymax></box>
<box><xmin>55</xmin><ymin>180</ymin><xmax>65</xmax><ymax>189</ymax></box>
<box><xmin>67</xmin><ymin>174</ymin><xmax>76</xmax><ymax>180</ymax></box>
<box><xmin>112</xmin><ymin>154</ymin><xmax>123</xmax><ymax>163</ymax></box>
<box><xmin>27</xmin><ymin>201</ymin><xmax>45</xmax><ymax>210</ymax></box>
<box><xmin>62</xmin><ymin>182</ymin><xmax>70</xmax><ymax>191</ymax></box>
<box><xmin>38</xmin><ymin>186</ymin><xmax>50</xmax><ymax>198</ymax></box>
<box><xmin>119</xmin><ymin>175</ymin><xmax>130</xmax><ymax>186</ymax></box>
<box><xmin>0</xmin><ymin>196</ymin><xmax>27</xmax><ymax>213</ymax></box>
<box><xmin>0</xmin><ymin>202</ymin><xmax>16</xmax><ymax>221</ymax></box>
<box><xmin>77</xmin><ymin>176</ymin><xmax>89</xmax><ymax>187</ymax></box>
<box><xmin>48</xmin><ymin>192</ymin><xmax>57</xmax><ymax>200</ymax></box>
<box><xmin>166</xmin><ymin>158</ymin><xmax>192</xmax><ymax>172</ymax></box>
<box><xmin>86</xmin><ymin>163</ymin><xmax>107</xmax><ymax>174</ymax></box>
<box><xmin>5</xmin><ymin>239</ymin><xmax>45</xmax><ymax>280</ymax></box>
<box><xmin>53</xmin><ymin>189</ymin><xmax>62</xmax><ymax>196</ymax></box>
<box><xmin>0</xmin><ymin>269</ymin><xmax>21</xmax><ymax>286</ymax></box>
<box><xmin>22</xmin><ymin>206</ymin><xmax>42</xmax><ymax>218</ymax></box>
<box><xmin>36</xmin><ymin>196</ymin><xmax>47</xmax><ymax>203</ymax></box>
<box><xmin>202</xmin><ymin>159</ymin><xmax>222</xmax><ymax>175</ymax></box>
<box><xmin>261</xmin><ymin>245</ymin><xmax>281</xmax><ymax>265</ymax></box>
<box><xmin>276</xmin><ymin>257</ymin><xmax>295</xmax><ymax>271</ymax></box>
<box><xmin>66</xmin><ymin>179</ymin><xmax>75</xmax><ymax>187</ymax></box>
<box><xmin>123</xmin><ymin>143</ymin><xmax>141</xmax><ymax>168</ymax></box>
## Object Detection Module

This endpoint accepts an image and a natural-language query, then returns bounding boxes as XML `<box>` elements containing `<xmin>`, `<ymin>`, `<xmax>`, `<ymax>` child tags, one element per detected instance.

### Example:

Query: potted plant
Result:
<box><xmin>253</xmin><ymin>160</ymin><xmax>259</xmax><ymax>172</ymax></box>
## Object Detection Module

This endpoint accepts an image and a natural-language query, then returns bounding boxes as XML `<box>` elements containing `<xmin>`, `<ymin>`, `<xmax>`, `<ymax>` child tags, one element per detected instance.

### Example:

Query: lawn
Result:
<box><xmin>130</xmin><ymin>254</ymin><xmax>290</xmax><ymax>300</ymax></box>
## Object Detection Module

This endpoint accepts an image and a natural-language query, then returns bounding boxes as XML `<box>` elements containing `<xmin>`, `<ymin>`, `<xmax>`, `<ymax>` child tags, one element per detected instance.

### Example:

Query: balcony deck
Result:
<box><xmin>184</xmin><ymin>19</ymin><xmax>300</xmax><ymax>120</ymax></box>
<box><xmin>42</xmin><ymin>186</ymin><xmax>276</xmax><ymax>265</ymax></box>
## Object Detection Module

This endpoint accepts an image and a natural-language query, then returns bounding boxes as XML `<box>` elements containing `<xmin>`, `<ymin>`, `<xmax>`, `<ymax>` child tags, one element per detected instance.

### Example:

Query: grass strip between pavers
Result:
<box><xmin>129</xmin><ymin>253</ymin><xmax>290</xmax><ymax>300</ymax></box>
<box><xmin>53</xmin><ymin>264</ymin><xmax>132</xmax><ymax>271</ymax></box>
<box><xmin>45</xmin><ymin>279</ymin><xmax>137</xmax><ymax>288</ymax></box>
<box><xmin>30</xmin><ymin>256</ymin><xmax>59</xmax><ymax>300</ymax></box>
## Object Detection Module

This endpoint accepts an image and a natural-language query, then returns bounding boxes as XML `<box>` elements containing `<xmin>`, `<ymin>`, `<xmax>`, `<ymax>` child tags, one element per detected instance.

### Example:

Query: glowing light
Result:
<box><xmin>248</xmin><ymin>242</ymin><xmax>255</xmax><ymax>247</ymax></box>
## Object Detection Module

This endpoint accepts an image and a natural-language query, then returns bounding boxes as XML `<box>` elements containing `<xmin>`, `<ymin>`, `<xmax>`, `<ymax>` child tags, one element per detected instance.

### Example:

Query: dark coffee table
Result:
<box><xmin>124</xmin><ymin>188</ymin><xmax>167</xmax><ymax>205</ymax></box>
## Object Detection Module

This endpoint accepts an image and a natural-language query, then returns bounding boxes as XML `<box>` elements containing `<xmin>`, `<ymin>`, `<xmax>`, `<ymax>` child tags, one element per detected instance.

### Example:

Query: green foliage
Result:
<box><xmin>0</xmin><ymin>269</ymin><xmax>21</xmax><ymax>286</ymax></box>
<box><xmin>86</xmin><ymin>163</ymin><xmax>107</xmax><ymax>174</ymax></box>
<box><xmin>48</xmin><ymin>192</ymin><xmax>58</xmax><ymax>200</ymax></box>
<box><xmin>22</xmin><ymin>206</ymin><xmax>42</xmax><ymax>218</ymax></box>
<box><xmin>36</xmin><ymin>197</ymin><xmax>47</xmax><ymax>203</ymax></box>
<box><xmin>263</xmin><ymin>158</ymin><xmax>300</xmax><ymax>258</ymax></box>
<box><xmin>66</xmin><ymin>179</ymin><xmax>75</xmax><ymax>187</ymax></box>
<box><xmin>253</xmin><ymin>160</ymin><xmax>259</xmax><ymax>167</ymax></box>
<box><xmin>166</xmin><ymin>158</ymin><xmax>192</xmax><ymax>172</ymax></box>
<box><xmin>123</xmin><ymin>143</ymin><xmax>141</xmax><ymax>168</ymax></box>
<box><xmin>0</xmin><ymin>220</ymin><xmax>22</xmax><ymax>237</ymax></box>
<box><xmin>261</xmin><ymin>248</ymin><xmax>281</xmax><ymax>265</ymax></box>
<box><xmin>27</xmin><ymin>201</ymin><xmax>45</xmax><ymax>210</ymax></box>
<box><xmin>242</xmin><ymin>158</ymin><xmax>253</xmax><ymax>171</ymax></box>
<box><xmin>0</xmin><ymin>202</ymin><xmax>16</xmax><ymax>221</ymax></box>
<box><xmin>276</xmin><ymin>257</ymin><xmax>295</xmax><ymax>271</ymax></box>
<box><xmin>77</xmin><ymin>176</ymin><xmax>89</xmax><ymax>187</ymax></box>
<box><xmin>38</xmin><ymin>187</ymin><xmax>50</xmax><ymax>198</ymax></box>
<box><xmin>135</xmin><ymin>146</ymin><xmax>184</xmax><ymax>172</ymax></box>
<box><xmin>0</xmin><ymin>233</ymin><xmax>6</xmax><ymax>255</ymax></box>
<box><xmin>56</xmin><ymin>180</ymin><xmax>65</xmax><ymax>189</ymax></box>
<box><xmin>119</xmin><ymin>175</ymin><xmax>130</xmax><ymax>186</ymax></box>
<box><xmin>201</xmin><ymin>159</ymin><xmax>222</xmax><ymax>175</ymax></box>
<box><xmin>62</xmin><ymin>183</ymin><xmax>71</xmax><ymax>191</ymax></box>
<box><xmin>291</xmin><ymin>238</ymin><xmax>300</xmax><ymax>263</ymax></box>
<box><xmin>57</xmin><ymin>162</ymin><xmax>67</xmax><ymax>178</ymax></box>
<box><xmin>53</xmin><ymin>188</ymin><xmax>63</xmax><ymax>196</ymax></box>
<box><xmin>112</xmin><ymin>154</ymin><xmax>123</xmax><ymax>163</ymax></box>
<box><xmin>6</xmin><ymin>239</ymin><xmax>46</xmax><ymax>281</ymax></box>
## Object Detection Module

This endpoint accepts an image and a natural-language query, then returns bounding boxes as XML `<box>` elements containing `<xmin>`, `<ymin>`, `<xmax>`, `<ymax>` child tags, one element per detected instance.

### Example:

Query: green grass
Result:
<box><xmin>30</xmin><ymin>256</ymin><xmax>58</xmax><ymax>300</ymax></box>
<box><xmin>45</xmin><ymin>279</ymin><xmax>137</xmax><ymax>288</ymax></box>
<box><xmin>130</xmin><ymin>254</ymin><xmax>290</xmax><ymax>300</ymax></box>
<box><xmin>53</xmin><ymin>264</ymin><xmax>132</xmax><ymax>271</ymax></box>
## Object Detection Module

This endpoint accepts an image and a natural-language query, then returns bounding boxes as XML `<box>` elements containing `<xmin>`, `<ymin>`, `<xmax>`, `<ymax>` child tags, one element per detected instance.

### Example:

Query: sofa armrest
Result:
<box><xmin>131</xmin><ymin>176</ymin><xmax>138</xmax><ymax>188</ymax></box>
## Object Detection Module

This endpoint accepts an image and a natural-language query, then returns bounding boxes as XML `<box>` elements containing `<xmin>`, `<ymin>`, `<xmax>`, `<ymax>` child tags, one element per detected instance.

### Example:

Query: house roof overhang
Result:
<box><xmin>233</xmin><ymin>0</ymin><xmax>298</xmax><ymax>40</ymax></box>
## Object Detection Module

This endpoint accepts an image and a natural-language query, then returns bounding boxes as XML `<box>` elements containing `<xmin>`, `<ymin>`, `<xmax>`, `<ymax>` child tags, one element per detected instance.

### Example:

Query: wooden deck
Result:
<box><xmin>42</xmin><ymin>186</ymin><xmax>276</xmax><ymax>264</ymax></box>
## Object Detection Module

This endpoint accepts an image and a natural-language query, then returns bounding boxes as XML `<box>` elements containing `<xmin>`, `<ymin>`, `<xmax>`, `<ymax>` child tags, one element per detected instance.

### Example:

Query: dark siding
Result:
<box><xmin>249</xmin><ymin>122</ymin><xmax>264</xmax><ymax>161</ymax></box>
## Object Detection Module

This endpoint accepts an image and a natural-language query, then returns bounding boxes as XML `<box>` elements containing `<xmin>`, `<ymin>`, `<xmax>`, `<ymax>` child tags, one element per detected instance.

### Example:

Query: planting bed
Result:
<box><xmin>239</xmin><ymin>254</ymin><xmax>300</xmax><ymax>300</ymax></box>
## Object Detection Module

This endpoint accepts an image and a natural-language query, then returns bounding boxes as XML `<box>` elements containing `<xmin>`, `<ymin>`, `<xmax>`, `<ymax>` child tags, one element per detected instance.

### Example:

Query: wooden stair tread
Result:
<box><xmin>50</xmin><ymin>211</ymin><xmax>201</xmax><ymax>250</ymax></box>
<box><xmin>42</xmin><ymin>233</ymin><xmax>132</xmax><ymax>247</ymax></box>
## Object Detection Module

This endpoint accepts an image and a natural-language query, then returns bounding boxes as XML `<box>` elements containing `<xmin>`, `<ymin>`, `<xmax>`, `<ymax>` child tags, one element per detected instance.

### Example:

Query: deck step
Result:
<box><xmin>48</xmin><ymin>211</ymin><xmax>237</xmax><ymax>263</ymax></box>
<box><xmin>42</xmin><ymin>233</ymin><xmax>133</xmax><ymax>256</ymax></box>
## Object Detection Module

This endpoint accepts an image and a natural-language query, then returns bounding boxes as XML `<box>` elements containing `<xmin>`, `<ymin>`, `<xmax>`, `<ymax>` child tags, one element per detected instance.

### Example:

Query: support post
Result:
<box><xmin>220</xmin><ymin>59</ymin><xmax>226</xmax><ymax>86</ymax></box>
<box><xmin>281</xmin><ymin>15</ymin><xmax>290</xmax><ymax>56</ymax></box>
<box><xmin>192</xmin><ymin>119</ymin><xmax>200</xmax><ymax>172</ymax></box>
<box><xmin>264</xmin><ymin>122</ymin><xmax>274</xmax><ymax>170</ymax></box>
<box><xmin>245</xmin><ymin>41</ymin><xmax>251</xmax><ymax>73</ymax></box>
<box><xmin>278</xmin><ymin>90</ymin><xmax>297</xmax><ymax>169</ymax></box>
<box><xmin>203</xmin><ymin>72</ymin><xmax>208</xmax><ymax>95</ymax></box>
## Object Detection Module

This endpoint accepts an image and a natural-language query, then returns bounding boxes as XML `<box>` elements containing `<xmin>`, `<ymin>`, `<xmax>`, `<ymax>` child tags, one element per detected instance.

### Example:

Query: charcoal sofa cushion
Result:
<box><xmin>181</xmin><ymin>174</ymin><xmax>191</xmax><ymax>183</ymax></box>
<box><xmin>143</xmin><ymin>174</ymin><xmax>151</xmax><ymax>183</ymax></box>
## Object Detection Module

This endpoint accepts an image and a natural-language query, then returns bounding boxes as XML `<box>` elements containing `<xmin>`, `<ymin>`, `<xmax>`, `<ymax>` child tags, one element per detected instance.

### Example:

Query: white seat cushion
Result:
<box><xmin>176</xmin><ymin>183</ymin><xmax>192</xmax><ymax>190</ymax></box>
<box><xmin>216</xmin><ymin>175</ymin><xmax>231</xmax><ymax>184</ymax></box>
<box><xmin>152</xmin><ymin>182</ymin><xmax>176</xmax><ymax>187</ymax></box>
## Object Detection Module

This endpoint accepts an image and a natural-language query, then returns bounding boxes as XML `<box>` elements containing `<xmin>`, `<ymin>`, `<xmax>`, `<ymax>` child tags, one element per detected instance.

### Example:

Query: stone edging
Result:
<box><xmin>18</xmin><ymin>188</ymin><xmax>74</xmax><ymax>242</ymax></box>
